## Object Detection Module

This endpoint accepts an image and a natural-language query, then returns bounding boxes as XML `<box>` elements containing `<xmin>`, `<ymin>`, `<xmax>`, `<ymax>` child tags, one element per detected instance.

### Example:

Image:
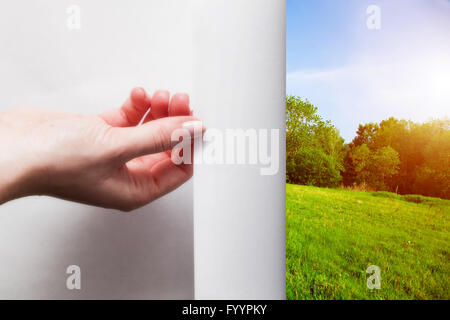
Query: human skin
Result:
<box><xmin>0</xmin><ymin>87</ymin><xmax>202</xmax><ymax>211</ymax></box>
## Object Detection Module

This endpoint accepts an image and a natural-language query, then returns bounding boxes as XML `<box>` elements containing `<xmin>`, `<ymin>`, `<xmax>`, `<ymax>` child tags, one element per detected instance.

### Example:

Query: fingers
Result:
<box><xmin>150</xmin><ymin>90</ymin><xmax>191</xmax><ymax>119</ymax></box>
<box><xmin>100</xmin><ymin>88</ymin><xmax>192</xmax><ymax>127</ymax></box>
<box><xmin>112</xmin><ymin>116</ymin><xmax>203</xmax><ymax>163</ymax></box>
<box><xmin>100</xmin><ymin>87</ymin><xmax>151</xmax><ymax>127</ymax></box>
<box><xmin>169</xmin><ymin>93</ymin><xmax>191</xmax><ymax>116</ymax></box>
<box><xmin>122</xmin><ymin>87</ymin><xmax>151</xmax><ymax>125</ymax></box>
<box><xmin>150</xmin><ymin>90</ymin><xmax>170</xmax><ymax>120</ymax></box>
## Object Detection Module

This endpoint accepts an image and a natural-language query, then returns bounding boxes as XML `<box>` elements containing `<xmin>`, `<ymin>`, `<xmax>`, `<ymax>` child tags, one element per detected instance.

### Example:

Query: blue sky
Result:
<box><xmin>287</xmin><ymin>0</ymin><xmax>450</xmax><ymax>141</ymax></box>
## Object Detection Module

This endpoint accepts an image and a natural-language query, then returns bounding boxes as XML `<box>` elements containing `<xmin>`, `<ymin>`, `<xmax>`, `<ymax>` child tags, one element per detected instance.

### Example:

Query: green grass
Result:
<box><xmin>287</xmin><ymin>184</ymin><xmax>450</xmax><ymax>300</ymax></box>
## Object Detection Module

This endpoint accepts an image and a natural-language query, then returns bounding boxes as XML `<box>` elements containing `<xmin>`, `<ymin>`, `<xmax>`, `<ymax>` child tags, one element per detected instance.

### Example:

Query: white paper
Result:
<box><xmin>191</xmin><ymin>0</ymin><xmax>286</xmax><ymax>299</ymax></box>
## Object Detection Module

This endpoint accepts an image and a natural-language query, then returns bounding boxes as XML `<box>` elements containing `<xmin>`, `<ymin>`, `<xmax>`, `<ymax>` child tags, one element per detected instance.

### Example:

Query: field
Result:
<box><xmin>286</xmin><ymin>184</ymin><xmax>450</xmax><ymax>299</ymax></box>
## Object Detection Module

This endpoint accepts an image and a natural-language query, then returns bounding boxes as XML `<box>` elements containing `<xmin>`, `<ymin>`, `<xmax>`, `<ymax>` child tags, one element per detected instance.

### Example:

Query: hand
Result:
<box><xmin>0</xmin><ymin>88</ymin><xmax>202</xmax><ymax>211</ymax></box>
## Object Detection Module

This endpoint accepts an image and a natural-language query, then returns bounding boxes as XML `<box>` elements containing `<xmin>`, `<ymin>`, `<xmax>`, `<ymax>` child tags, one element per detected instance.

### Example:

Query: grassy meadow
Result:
<box><xmin>286</xmin><ymin>184</ymin><xmax>450</xmax><ymax>300</ymax></box>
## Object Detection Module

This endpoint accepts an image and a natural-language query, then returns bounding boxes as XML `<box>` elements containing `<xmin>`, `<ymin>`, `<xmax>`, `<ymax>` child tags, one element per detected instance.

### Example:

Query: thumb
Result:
<box><xmin>111</xmin><ymin>116</ymin><xmax>203</xmax><ymax>162</ymax></box>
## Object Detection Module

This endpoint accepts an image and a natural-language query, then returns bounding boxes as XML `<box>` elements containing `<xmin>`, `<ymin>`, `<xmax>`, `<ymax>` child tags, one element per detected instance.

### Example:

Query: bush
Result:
<box><xmin>287</xmin><ymin>147</ymin><xmax>342</xmax><ymax>187</ymax></box>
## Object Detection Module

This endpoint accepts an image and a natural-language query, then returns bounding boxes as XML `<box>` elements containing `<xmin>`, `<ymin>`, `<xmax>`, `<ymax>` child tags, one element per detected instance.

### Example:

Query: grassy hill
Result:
<box><xmin>286</xmin><ymin>184</ymin><xmax>450</xmax><ymax>299</ymax></box>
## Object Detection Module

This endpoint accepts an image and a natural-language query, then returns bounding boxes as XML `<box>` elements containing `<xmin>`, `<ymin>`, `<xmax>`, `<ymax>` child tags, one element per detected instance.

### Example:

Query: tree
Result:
<box><xmin>344</xmin><ymin>117</ymin><xmax>449</xmax><ymax>198</ymax></box>
<box><xmin>370</xmin><ymin>146</ymin><xmax>401</xmax><ymax>190</ymax></box>
<box><xmin>288</xmin><ymin>147</ymin><xmax>342</xmax><ymax>187</ymax></box>
<box><xmin>347</xmin><ymin>144</ymin><xmax>400</xmax><ymax>190</ymax></box>
<box><xmin>349</xmin><ymin>143</ymin><xmax>371</xmax><ymax>184</ymax></box>
<box><xmin>352</xmin><ymin>123</ymin><xmax>379</xmax><ymax>148</ymax></box>
<box><xmin>286</xmin><ymin>96</ymin><xmax>345</xmax><ymax>187</ymax></box>
<box><xmin>287</xmin><ymin>96</ymin><xmax>450</xmax><ymax>199</ymax></box>
<box><xmin>412</xmin><ymin>120</ymin><xmax>450</xmax><ymax>199</ymax></box>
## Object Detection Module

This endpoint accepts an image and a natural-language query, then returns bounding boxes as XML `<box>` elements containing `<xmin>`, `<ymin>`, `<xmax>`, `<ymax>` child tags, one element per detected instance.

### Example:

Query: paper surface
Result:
<box><xmin>0</xmin><ymin>0</ymin><xmax>194</xmax><ymax>299</ymax></box>
<box><xmin>191</xmin><ymin>0</ymin><xmax>286</xmax><ymax>299</ymax></box>
<box><xmin>0</xmin><ymin>0</ymin><xmax>285</xmax><ymax>299</ymax></box>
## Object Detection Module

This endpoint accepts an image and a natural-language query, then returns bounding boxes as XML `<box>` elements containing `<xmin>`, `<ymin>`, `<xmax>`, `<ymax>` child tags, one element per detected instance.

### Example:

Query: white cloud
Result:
<box><xmin>288</xmin><ymin>55</ymin><xmax>450</xmax><ymax>116</ymax></box>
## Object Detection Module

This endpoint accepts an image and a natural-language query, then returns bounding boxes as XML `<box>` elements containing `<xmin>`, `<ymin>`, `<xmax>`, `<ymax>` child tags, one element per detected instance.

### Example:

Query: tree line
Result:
<box><xmin>286</xmin><ymin>96</ymin><xmax>449</xmax><ymax>199</ymax></box>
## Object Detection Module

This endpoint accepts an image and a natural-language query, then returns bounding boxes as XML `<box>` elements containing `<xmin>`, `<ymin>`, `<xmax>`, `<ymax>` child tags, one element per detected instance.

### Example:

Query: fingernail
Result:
<box><xmin>182</xmin><ymin>120</ymin><xmax>204</xmax><ymax>138</ymax></box>
<box><xmin>179</xmin><ymin>93</ymin><xmax>190</xmax><ymax>101</ymax></box>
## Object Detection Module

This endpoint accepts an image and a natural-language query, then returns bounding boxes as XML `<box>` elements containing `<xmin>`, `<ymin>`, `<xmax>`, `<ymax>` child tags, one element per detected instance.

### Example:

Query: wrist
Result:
<box><xmin>0</xmin><ymin>158</ymin><xmax>44</xmax><ymax>205</ymax></box>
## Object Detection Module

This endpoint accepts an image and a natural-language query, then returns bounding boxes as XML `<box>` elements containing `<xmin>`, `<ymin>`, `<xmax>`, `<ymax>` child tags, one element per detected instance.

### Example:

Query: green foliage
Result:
<box><xmin>287</xmin><ymin>184</ymin><xmax>450</xmax><ymax>300</ymax></box>
<box><xmin>414</xmin><ymin>166</ymin><xmax>450</xmax><ymax>200</ymax></box>
<box><xmin>349</xmin><ymin>143</ymin><xmax>372</xmax><ymax>183</ymax></box>
<box><xmin>287</xmin><ymin>147</ymin><xmax>342</xmax><ymax>187</ymax></box>
<box><xmin>286</xmin><ymin>96</ymin><xmax>345</xmax><ymax>187</ymax></box>
<box><xmin>343</xmin><ymin>117</ymin><xmax>450</xmax><ymax>199</ymax></box>
<box><xmin>286</xmin><ymin>95</ymin><xmax>449</xmax><ymax>199</ymax></box>
<box><xmin>348</xmin><ymin>144</ymin><xmax>400</xmax><ymax>189</ymax></box>
<box><xmin>411</xmin><ymin>123</ymin><xmax>450</xmax><ymax>199</ymax></box>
